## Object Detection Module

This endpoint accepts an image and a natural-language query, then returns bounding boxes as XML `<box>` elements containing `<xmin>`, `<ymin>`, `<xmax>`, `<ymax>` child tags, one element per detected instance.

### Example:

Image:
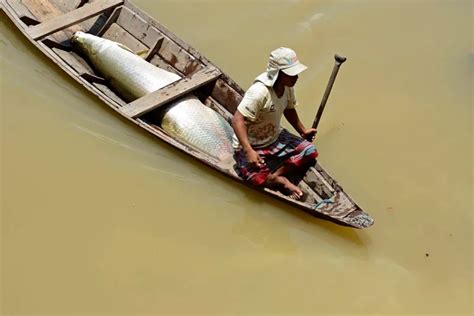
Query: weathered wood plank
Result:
<box><xmin>159</xmin><ymin>38</ymin><xmax>202</xmax><ymax>76</ymax></box>
<box><xmin>314</xmin><ymin>162</ymin><xmax>338</xmax><ymax>189</ymax></box>
<box><xmin>202</xmin><ymin>96</ymin><xmax>233</xmax><ymax>123</ymax></box>
<box><xmin>121</xmin><ymin>67</ymin><xmax>221</xmax><ymax>118</ymax></box>
<box><xmin>303</xmin><ymin>167</ymin><xmax>334</xmax><ymax>199</ymax></box>
<box><xmin>22</xmin><ymin>0</ymin><xmax>76</xmax><ymax>42</ymax></box>
<box><xmin>115</xmin><ymin>6</ymin><xmax>202</xmax><ymax>76</ymax></box>
<box><xmin>299</xmin><ymin>181</ymin><xmax>323</xmax><ymax>204</ymax></box>
<box><xmin>101</xmin><ymin>22</ymin><xmax>147</xmax><ymax>53</ymax></box>
<box><xmin>27</xmin><ymin>0</ymin><xmax>123</xmax><ymax>40</ymax></box>
<box><xmin>115</xmin><ymin>6</ymin><xmax>161</xmax><ymax>48</ymax></box>
<box><xmin>92</xmin><ymin>82</ymin><xmax>126</xmax><ymax>108</ymax></box>
<box><xmin>211</xmin><ymin>78</ymin><xmax>242</xmax><ymax>114</ymax></box>
<box><xmin>123</xmin><ymin>1</ymin><xmax>211</xmax><ymax>65</ymax></box>
<box><xmin>52</xmin><ymin>48</ymin><xmax>94</xmax><ymax>75</ymax></box>
<box><xmin>149</xmin><ymin>55</ymin><xmax>183</xmax><ymax>76</ymax></box>
<box><xmin>310</xmin><ymin>167</ymin><xmax>335</xmax><ymax>194</ymax></box>
<box><xmin>21</xmin><ymin>0</ymin><xmax>107</xmax><ymax>41</ymax></box>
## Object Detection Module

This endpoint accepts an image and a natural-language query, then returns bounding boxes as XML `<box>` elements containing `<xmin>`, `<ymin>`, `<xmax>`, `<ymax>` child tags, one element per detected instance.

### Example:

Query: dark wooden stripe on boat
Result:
<box><xmin>80</xmin><ymin>73</ymin><xmax>107</xmax><ymax>85</ymax></box>
<box><xmin>20</xmin><ymin>16</ymin><xmax>41</xmax><ymax>26</ymax></box>
<box><xmin>144</xmin><ymin>36</ymin><xmax>164</xmax><ymax>62</ymax></box>
<box><xmin>121</xmin><ymin>67</ymin><xmax>222</xmax><ymax>118</ymax></box>
<box><xmin>27</xmin><ymin>0</ymin><xmax>124</xmax><ymax>40</ymax></box>
<box><xmin>95</xmin><ymin>6</ymin><xmax>122</xmax><ymax>36</ymax></box>
<box><xmin>42</xmin><ymin>38</ymin><xmax>72</xmax><ymax>51</ymax></box>
<box><xmin>76</xmin><ymin>0</ymin><xmax>89</xmax><ymax>9</ymax></box>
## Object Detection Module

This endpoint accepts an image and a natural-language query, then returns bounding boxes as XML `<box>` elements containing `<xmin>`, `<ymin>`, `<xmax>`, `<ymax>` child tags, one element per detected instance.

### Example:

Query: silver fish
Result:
<box><xmin>160</xmin><ymin>95</ymin><xmax>235</xmax><ymax>161</ymax></box>
<box><xmin>71</xmin><ymin>31</ymin><xmax>233</xmax><ymax>161</ymax></box>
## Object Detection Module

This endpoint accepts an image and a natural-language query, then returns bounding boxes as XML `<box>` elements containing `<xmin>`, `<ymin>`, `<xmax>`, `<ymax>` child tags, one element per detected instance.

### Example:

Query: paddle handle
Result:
<box><xmin>312</xmin><ymin>54</ymin><xmax>347</xmax><ymax>129</ymax></box>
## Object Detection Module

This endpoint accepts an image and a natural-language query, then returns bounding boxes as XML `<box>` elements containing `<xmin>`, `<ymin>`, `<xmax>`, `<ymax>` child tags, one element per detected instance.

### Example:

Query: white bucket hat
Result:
<box><xmin>255</xmin><ymin>47</ymin><xmax>308</xmax><ymax>86</ymax></box>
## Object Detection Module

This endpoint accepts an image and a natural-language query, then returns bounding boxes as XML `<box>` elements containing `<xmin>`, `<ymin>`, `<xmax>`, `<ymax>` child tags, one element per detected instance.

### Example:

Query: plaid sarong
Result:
<box><xmin>234</xmin><ymin>129</ymin><xmax>318</xmax><ymax>186</ymax></box>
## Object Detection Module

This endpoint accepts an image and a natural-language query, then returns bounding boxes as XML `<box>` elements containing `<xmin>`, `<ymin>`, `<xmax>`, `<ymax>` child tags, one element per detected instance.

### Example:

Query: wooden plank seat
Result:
<box><xmin>121</xmin><ymin>67</ymin><xmax>222</xmax><ymax>118</ymax></box>
<box><xmin>27</xmin><ymin>0</ymin><xmax>124</xmax><ymax>40</ymax></box>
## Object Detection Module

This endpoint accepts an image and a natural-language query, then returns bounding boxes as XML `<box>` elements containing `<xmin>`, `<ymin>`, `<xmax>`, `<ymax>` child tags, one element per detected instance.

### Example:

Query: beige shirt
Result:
<box><xmin>232</xmin><ymin>81</ymin><xmax>297</xmax><ymax>149</ymax></box>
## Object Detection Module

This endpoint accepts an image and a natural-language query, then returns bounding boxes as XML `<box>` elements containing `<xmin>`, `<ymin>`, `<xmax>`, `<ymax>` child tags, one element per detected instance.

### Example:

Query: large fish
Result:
<box><xmin>71</xmin><ymin>31</ymin><xmax>233</xmax><ymax>161</ymax></box>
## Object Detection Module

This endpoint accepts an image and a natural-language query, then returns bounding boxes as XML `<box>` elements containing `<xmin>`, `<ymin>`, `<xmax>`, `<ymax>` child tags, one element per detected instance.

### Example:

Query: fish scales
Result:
<box><xmin>71</xmin><ymin>32</ymin><xmax>233</xmax><ymax>160</ymax></box>
<box><xmin>161</xmin><ymin>97</ymin><xmax>233</xmax><ymax>159</ymax></box>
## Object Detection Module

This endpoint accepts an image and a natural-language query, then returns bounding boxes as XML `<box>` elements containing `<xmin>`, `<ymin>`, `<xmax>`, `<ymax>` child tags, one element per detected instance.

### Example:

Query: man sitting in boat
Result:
<box><xmin>232</xmin><ymin>47</ymin><xmax>318</xmax><ymax>200</ymax></box>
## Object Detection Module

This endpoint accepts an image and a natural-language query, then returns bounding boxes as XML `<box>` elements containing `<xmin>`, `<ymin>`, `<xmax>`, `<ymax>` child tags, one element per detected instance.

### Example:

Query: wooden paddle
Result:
<box><xmin>312</xmin><ymin>54</ymin><xmax>347</xmax><ymax>129</ymax></box>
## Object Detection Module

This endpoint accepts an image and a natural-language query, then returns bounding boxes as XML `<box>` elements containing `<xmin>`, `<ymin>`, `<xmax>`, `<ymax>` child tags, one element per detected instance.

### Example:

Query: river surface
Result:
<box><xmin>1</xmin><ymin>0</ymin><xmax>472</xmax><ymax>315</ymax></box>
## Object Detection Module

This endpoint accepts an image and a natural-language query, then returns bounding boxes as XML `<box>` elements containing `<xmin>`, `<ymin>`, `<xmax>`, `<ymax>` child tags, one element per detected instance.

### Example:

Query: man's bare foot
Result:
<box><xmin>281</xmin><ymin>176</ymin><xmax>303</xmax><ymax>200</ymax></box>
<box><xmin>266</xmin><ymin>174</ymin><xmax>303</xmax><ymax>200</ymax></box>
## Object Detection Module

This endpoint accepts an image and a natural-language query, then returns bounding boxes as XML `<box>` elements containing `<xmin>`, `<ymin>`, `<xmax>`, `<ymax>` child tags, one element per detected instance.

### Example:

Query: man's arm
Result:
<box><xmin>284</xmin><ymin>108</ymin><xmax>317</xmax><ymax>141</ymax></box>
<box><xmin>232</xmin><ymin>111</ymin><xmax>264</xmax><ymax>167</ymax></box>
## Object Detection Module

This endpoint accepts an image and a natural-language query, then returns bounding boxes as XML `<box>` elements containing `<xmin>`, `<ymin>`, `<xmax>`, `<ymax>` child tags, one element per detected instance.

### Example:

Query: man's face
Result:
<box><xmin>279</xmin><ymin>72</ymin><xmax>299</xmax><ymax>87</ymax></box>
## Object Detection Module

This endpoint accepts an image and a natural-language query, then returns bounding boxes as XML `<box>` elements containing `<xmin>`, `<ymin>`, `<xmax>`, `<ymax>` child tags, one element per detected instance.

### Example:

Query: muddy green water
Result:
<box><xmin>1</xmin><ymin>0</ymin><xmax>472</xmax><ymax>315</ymax></box>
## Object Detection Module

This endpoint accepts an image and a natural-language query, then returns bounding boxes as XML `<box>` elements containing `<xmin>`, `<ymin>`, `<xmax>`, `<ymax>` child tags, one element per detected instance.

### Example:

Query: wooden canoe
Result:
<box><xmin>1</xmin><ymin>0</ymin><xmax>374</xmax><ymax>228</ymax></box>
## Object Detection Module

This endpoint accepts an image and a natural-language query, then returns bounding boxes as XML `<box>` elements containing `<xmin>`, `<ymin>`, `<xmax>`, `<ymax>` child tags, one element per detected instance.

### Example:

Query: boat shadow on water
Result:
<box><xmin>198</xmin><ymin>165</ymin><xmax>372</xmax><ymax>254</ymax></box>
<box><xmin>239</xmin><ymin>187</ymin><xmax>371</xmax><ymax>250</ymax></box>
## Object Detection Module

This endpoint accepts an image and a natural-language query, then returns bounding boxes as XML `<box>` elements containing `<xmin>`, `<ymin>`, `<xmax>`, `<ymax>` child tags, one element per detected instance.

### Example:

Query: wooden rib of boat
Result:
<box><xmin>1</xmin><ymin>0</ymin><xmax>374</xmax><ymax>228</ymax></box>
